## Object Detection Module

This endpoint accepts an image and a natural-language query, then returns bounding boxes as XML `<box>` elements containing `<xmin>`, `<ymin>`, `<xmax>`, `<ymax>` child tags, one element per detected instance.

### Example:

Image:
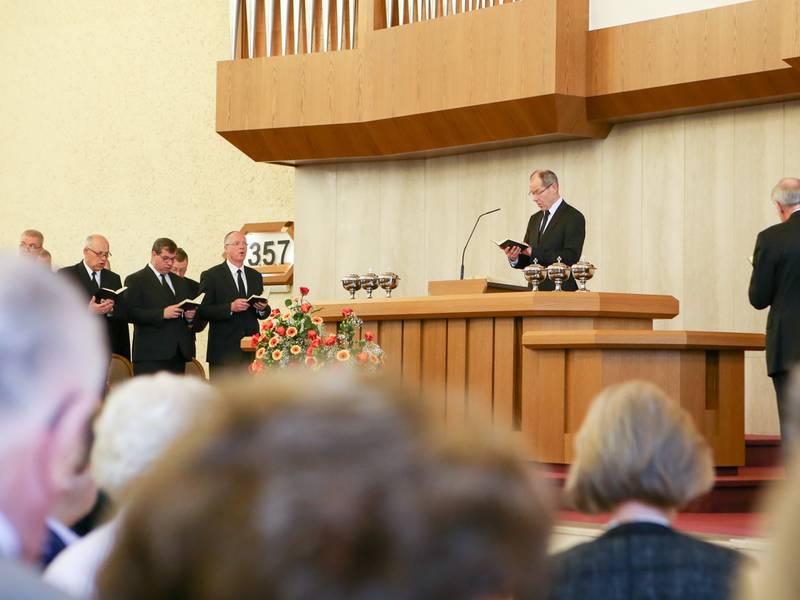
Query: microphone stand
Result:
<box><xmin>460</xmin><ymin>208</ymin><xmax>501</xmax><ymax>280</ymax></box>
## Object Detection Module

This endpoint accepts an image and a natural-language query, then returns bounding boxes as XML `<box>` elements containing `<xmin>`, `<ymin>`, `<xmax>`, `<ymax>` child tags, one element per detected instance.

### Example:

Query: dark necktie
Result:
<box><xmin>160</xmin><ymin>274</ymin><xmax>174</xmax><ymax>298</ymax></box>
<box><xmin>537</xmin><ymin>210</ymin><xmax>550</xmax><ymax>244</ymax></box>
<box><xmin>91</xmin><ymin>271</ymin><xmax>100</xmax><ymax>291</ymax></box>
<box><xmin>237</xmin><ymin>269</ymin><xmax>246</xmax><ymax>297</ymax></box>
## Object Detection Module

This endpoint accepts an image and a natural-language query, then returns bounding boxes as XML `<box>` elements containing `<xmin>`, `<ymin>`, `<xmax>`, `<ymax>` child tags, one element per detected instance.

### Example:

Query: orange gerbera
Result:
<box><xmin>255</xmin><ymin>347</ymin><xmax>266</xmax><ymax>359</ymax></box>
<box><xmin>369</xmin><ymin>353</ymin><xmax>381</xmax><ymax>364</ymax></box>
<box><xmin>336</xmin><ymin>349</ymin><xmax>351</xmax><ymax>362</ymax></box>
<box><xmin>290</xmin><ymin>344</ymin><xmax>302</xmax><ymax>355</ymax></box>
<box><xmin>356</xmin><ymin>352</ymin><xmax>368</xmax><ymax>363</ymax></box>
<box><xmin>268</xmin><ymin>336</ymin><xmax>280</xmax><ymax>348</ymax></box>
<box><xmin>286</xmin><ymin>326</ymin><xmax>298</xmax><ymax>338</ymax></box>
<box><xmin>271</xmin><ymin>349</ymin><xmax>283</xmax><ymax>361</ymax></box>
<box><xmin>311</xmin><ymin>316</ymin><xmax>323</xmax><ymax>325</ymax></box>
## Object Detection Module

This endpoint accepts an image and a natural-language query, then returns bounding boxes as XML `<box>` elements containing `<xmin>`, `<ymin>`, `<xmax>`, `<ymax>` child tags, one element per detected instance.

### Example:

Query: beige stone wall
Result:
<box><xmin>295</xmin><ymin>102</ymin><xmax>800</xmax><ymax>435</ymax></box>
<box><xmin>0</xmin><ymin>1</ymin><xmax>294</xmax><ymax>366</ymax></box>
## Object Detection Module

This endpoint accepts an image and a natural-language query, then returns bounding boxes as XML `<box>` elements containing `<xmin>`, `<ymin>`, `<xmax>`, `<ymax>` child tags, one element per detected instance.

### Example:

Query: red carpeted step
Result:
<box><xmin>745</xmin><ymin>434</ymin><xmax>782</xmax><ymax>467</ymax></box>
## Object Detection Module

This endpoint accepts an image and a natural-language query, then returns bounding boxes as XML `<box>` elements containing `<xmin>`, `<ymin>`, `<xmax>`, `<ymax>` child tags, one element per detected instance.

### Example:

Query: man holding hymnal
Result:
<box><xmin>502</xmin><ymin>169</ymin><xmax>585</xmax><ymax>291</ymax></box>
<box><xmin>58</xmin><ymin>234</ymin><xmax>131</xmax><ymax>359</ymax></box>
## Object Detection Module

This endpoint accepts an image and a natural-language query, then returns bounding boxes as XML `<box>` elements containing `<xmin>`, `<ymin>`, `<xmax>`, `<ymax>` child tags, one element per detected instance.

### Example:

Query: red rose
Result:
<box><xmin>301</xmin><ymin>303</ymin><xmax>312</xmax><ymax>313</ymax></box>
<box><xmin>271</xmin><ymin>308</ymin><xmax>281</xmax><ymax>317</ymax></box>
<box><xmin>299</xmin><ymin>287</ymin><xmax>310</xmax><ymax>296</ymax></box>
<box><xmin>306</xmin><ymin>346</ymin><xmax>315</xmax><ymax>356</ymax></box>
<box><xmin>324</xmin><ymin>335</ymin><xmax>337</xmax><ymax>346</ymax></box>
<box><xmin>312</xmin><ymin>338</ymin><xmax>322</xmax><ymax>348</ymax></box>
<box><xmin>276</xmin><ymin>326</ymin><xmax>286</xmax><ymax>336</ymax></box>
<box><xmin>263</xmin><ymin>320</ymin><xmax>274</xmax><ymax>330</ymax></box>
<box><xmin>364</xmin><ymin>330</ymin><xmax>375</xmax><ymax>342</ymax></box>
<box><xmin>251</xmin><ymin>334</ymin><xmax>260</xmax><ymax>345</ymax></box>
<box><xmin>307</xmin><ymin>330</ymin><xmax>317</xmax><ymax>339</ymax></box>
<box><xmin>342</xmin><ymin>307</ymin><xmax>353</xmax><ymax>317</ymax></box>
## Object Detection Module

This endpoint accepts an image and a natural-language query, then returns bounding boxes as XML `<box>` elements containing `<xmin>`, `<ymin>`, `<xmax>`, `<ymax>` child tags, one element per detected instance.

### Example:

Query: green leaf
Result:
<box><xmin>284</xmin><ymin>298</ymin><xmax>292</xmax><ymax>307</ymax></box>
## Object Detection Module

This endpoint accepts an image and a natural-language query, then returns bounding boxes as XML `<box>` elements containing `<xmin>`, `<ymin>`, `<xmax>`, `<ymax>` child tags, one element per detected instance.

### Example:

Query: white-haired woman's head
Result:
<box><xmin>91</xmin><ymin>373</ymin><xmax>217</xmax><ymax>501</ymax></box>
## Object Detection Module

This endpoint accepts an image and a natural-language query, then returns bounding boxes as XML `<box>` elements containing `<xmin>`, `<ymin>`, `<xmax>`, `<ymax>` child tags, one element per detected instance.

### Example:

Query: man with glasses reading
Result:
<box><xmin>59</xmin><ymin>234</ymin><xmax>131</xmax><ymax>360</ymax></box>
<box><xmin>123</xmin><ymin>238</ymin><xmax>197</xmax><ymax>375</ymax></box>
<box><xmin>199</xmin><ymin>231</ymin><xmax>269</xmax><ymax>378</ymax></box>
<box><xmin>18</xmin><ymin>229</ymin><xmax>44</xmax><ymax>258</ymax></box>
<box><xmin>503</xmin><ymin>169</ymin><xmax>585</xmax><ymax>291</ymax></box>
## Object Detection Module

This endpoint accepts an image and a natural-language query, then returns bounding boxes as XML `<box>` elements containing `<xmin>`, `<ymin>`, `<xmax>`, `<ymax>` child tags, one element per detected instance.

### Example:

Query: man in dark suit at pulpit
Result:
<box><xmin>504</xmin><ymin>169</ymin><xmax>586</xmax><ymax>291</ymax></box>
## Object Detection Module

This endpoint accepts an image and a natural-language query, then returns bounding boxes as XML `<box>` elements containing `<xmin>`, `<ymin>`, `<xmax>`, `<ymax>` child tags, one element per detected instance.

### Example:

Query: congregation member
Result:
<box><xmin>124</xmin><ymin>238</ymin><xmax>197</xmax><ymax>375</ymax></box>
<box><xmin>171</xmin><ymin>247</ymin><xmax>206</xmax><ymax>360</ymax></box>
<box><xmin>548</xmin><ymin>380</ymin><xmax>741</xmax><ymax>600</ymax></box>
<box><xmin>59</xmin><ymin>234</ymin><xmax>131</xmax><ymax>360</ymax></box>
<box><xmin>96</xmin><ymin>373</ymin><xmax>552</xmax><ymax>600</ymax></box>
<box><xmin>18</xmin><ymin>228</ymin><xmax>44</xmax><ymax>258</ymax></box>
<box><xmin>45</xmin><ymin>373</ymin><xmax>216</xmax><ymax>599</ymax></box>
<box><xmin>199</xmin><ymin>231</ymin><xmax>269</xmax><ymax>378</ymax></box>
<box><xmin>504</xmin><ymin>169</ymin><xmax>585</xmax><ymax>291</ymax></box>
<box><xmin>0</xmin><ymin>255</ymin><xmax>105</xmax><ymax>597</ymax></box>
<box><xmin>749</xmin><ymin>177</ymin><xmax>800</xmax><ymax>449</ymax></box>
<box><xmin>38</xmin><ymin>248</ymin><xmax>52</xmax><ymax>268</ymax></box>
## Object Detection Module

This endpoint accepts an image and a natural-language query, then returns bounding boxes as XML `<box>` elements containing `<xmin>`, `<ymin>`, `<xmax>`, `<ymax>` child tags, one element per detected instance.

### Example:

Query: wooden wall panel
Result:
<box><xmin>295</xmin><ymin>165</ymin><xmax>338</xmax><ymax>298</ymax></box>
<box><xmin>335</xmin><ymin>164</ymin><xmax>381</xmax><ymax>284</ymax></box>
<box><xmin>492</xmin><ymin>317</ymin><xmax>516</xmax><ymax>431</ymax></box>
<box><xmin>600</xmin><ymin>123</ymin><xmax>643</xmax><ymax>294</ymax></box>
<box><xmin>683</xmin><ymin>111</ymin><xmax>736</xmax><ymax>332</ymax></box>
<box><xmin>421</xmin><ymin>319</ymin><xmax>448</xmax><ymax>414</ymax></box>
<box><xmin>401</xmin><ymin>319</ymin><xmax>422</xmax><ymax>391</ymax></box>
<box><xmin>423</xmin><ymin>155</ymin><xmax>462</xmax><ymax>283</ymax></box>
<box><xmin>642</xmin><ymin>118</ymin><xmax>685</xmax><ymax>329</ymax></box>
<box><xmin>378</xmin><ymin>320</ymin><xmax>404</xmax><ymax>376</ymax></box>
<box><xmin>445</xmin><ymin>318</ymin><xmax>468</xmax><ymax>428</ymax></box>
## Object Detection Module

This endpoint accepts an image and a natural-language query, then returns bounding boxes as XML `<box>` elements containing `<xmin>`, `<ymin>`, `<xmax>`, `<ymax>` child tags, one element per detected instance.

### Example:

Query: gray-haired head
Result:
<box><xmin>771</xmin><ymin>178</ymin><xmax>800</xmax><ymax>207</ymax></box>
<box><xmin>530</xmin><ymin>169</ymin><xmax>559</xmax><ymax>188</ymax></box>
<box><xmin>0</xmin><ymin>254</ymin><xmax>106</xmax><ymax>446</ymax></box>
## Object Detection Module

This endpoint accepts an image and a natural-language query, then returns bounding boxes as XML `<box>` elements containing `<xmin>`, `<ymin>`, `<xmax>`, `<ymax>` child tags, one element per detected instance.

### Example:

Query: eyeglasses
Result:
<box><xmin>225</xmin><ymin>241</ymin><xmax>247</xmax><ymax>247</ymax></box>
<box><xmin>19</xmin><ymin>242</ymin><xmax>42</xmax><ymax>251</ymax></box>
<box><xmin>85</xmin><ymin>248</ymin><xmax>112</xmax><ymax>259</ymax></box>
<box><xmin>527</xmin><ymin>183</ymin><xmax>553</xmax><ymax>197</ymax></box>
<box><xmin>158</xmin><ymin>254</ymin><xmax>176</xmax><ymax>263</ymax></box>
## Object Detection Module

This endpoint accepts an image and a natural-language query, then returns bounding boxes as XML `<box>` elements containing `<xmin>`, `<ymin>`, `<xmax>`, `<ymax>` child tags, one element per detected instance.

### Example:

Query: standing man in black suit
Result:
<box><xmin>749</xmin><ymin>177</ymin><xmax>800</xmax><ymax>446</ymax></box>
<box><xmin>58</xmin><ymin>234</ymin><xmax>131</xmax><ymax>360</ymax></box>
<box><xmin>504</xmin><ymin>169</ymin><xmax>586</xmax><ymax>291</ymax></box>
<box><xmin>199</xmin><ymin>231</ymin><xmax>269</xmax><ymax>378</ymax></box>
<box><xmin>171</xmin><ymin>247</ymin><xmax>206</xmax><ymax>360</ymax></box>
<box><xmin>124</xmin><ymin>238</ymin><xmax>197</xmax><ymax>376</ymax></box>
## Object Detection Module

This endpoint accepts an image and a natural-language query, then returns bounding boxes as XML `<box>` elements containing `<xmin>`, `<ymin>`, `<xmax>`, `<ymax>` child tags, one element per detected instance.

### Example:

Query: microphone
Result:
<box><xmin>460</xmin><ymin>208</ymin><xmax>501</xmax><ymax>280</ymax></box>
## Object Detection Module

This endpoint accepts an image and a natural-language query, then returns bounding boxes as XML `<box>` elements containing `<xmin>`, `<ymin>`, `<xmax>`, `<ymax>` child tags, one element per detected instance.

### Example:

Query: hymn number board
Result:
<box><xmin>241</xmin><ymin>221</ymin><xmax>294</xmax><ymax>287</ymax></box>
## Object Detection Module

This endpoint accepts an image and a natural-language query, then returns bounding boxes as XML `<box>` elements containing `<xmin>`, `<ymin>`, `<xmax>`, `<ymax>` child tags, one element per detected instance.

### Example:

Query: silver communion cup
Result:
<box><xmin>341</xmin><ymin>273</ymin><xmax>361</xmax><ymax>299</ymax></box>
<box><xmin>359</xmin><ymin>270</ymin><xmax>380</xmax><ymax>299</ymax></box>
<box><xmin>522</xmin><ymin>259</ymin><xmax>548</xmax><ymax>292</ymax></box>
<box><xmin>571</xmin><ymin>258</ymin><xmax>597</xmax><ymax>292</ymax></box>
<box><xmin>378</xmin><ymin>271</ymin><xmax>400</xmax><ymax>298</ymax></box>
<box><xmin>546</xmin><ymin>257</ymin><xmax>571</xmax><ymax>292</ymax></box>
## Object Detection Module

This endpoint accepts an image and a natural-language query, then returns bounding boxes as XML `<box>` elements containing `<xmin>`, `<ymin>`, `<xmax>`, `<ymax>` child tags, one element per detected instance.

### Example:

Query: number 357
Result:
<box><xmin>248</xmin><ymin>240</ymin><xmax>291</xmax><ymax>266</ymax></box>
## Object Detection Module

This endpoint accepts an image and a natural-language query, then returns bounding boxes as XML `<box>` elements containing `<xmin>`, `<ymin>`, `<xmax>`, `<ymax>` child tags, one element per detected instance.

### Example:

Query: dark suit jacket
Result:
<box><xmin>749</xmin><ymin>211</ymin><xmax>800</xmax><ymax>376</ymax></box>
<box><xmin>123</xmin><ymin>266</ymin><xmax>194</xmax><ymax>363</ymax></box>
<box><xmin>513</xmin><ymin>200</ymin><xmax>586</xmax><ymax>291</ymax></box>
<box><xmin>58</xmin><ymin>262</ymin><xmax>131</xmax><ymax>359</ymax></box>
<box><xmin>548</xmin><ymin>522</ymin><xmax>741</xmax><ymax>600</ymax></box>
<box><xmin>199</xmin><ymin>262</ymin><xmax>268</xmax><ymax>365</ymax></box>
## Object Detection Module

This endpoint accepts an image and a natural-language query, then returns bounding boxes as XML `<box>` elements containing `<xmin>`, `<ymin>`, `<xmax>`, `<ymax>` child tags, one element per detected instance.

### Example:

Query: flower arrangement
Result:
<box><xmin>249</xmin><ymin>287</ymin><xmax>385</xmax><ymax>373</ymax></box>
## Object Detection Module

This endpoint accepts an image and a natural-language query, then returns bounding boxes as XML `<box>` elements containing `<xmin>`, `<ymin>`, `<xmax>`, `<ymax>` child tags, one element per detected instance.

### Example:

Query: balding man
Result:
<box><xmin>199</xmin><ymin>231</ymin><xmax>269</xmax><ymax>378</ymax></box>
<box><xmin>504</xmin><ymin>169</ymin><xmax>585</xmax><ymax>291</ymax></box>
<box><xmin>18</xmin><ymin>229</ymin><xmax>44</xmax><ymax>258</ymax></box>
<box><xmin>59</xmin><ymin>235</ymin><xmax>131</xmax><ymax>360</ymax></box>
<box><xmin>750</xmin><ymin>178</ymin><xmax>800</xmax><ymax>448</ymax></box>
<box><xmin>0</xmin><ymin>255</ymin><xmax>105</xmax><ymax>597</ymax></box>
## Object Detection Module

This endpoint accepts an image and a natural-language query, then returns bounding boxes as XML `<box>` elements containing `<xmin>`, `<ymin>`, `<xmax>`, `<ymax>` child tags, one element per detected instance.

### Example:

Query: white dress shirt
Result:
<box><xmin>148</xmin><ymin>263</ymin><xmax>175</xmax><ymax>294</ymax></box>
<box><xmin>510</xmin><ymin>197</ymin><xmax>565</xmax><ymax>267</ymax></box>
<box><xmin>226</xmin><ymin>261</ymin><xmax>247</xmax><ymax>296</ymax></box>
<box><xmin>82</xmin><ymin>261</ymin><xmax>101</xmax><ymax>288</ymax></box>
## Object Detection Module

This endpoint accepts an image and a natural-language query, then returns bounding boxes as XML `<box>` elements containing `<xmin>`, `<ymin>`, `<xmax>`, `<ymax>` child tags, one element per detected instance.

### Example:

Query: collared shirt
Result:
<box><xmin>148</xmin><ymin>263</ymin><xmax>175</xmax><ymax>294</ymax></box>
<box><xmin>606</xmin><ymin>514</ymin><xmax>671</xmax><ymax>531</ymax></box>
<box><xmin>540</xmin><ymin>196</ymin><xmax>564</xmax><ymax>236</ymax></box>
<box><xmin>226</xmin><ymin>261</ymin><xmax>247</xmax><ymax>295</ymax></box>
<box><xmin>83</xmin><ymin>261</ymin><xmax>100</xmax><ymax>288</ymax></box>
<box><xmin>45</xmin><ymin>518</ymin><xmax>79</xmax><ymax>548</ymax></box>
<box><xmin>0</xmin><ymin>510</ymin><xmax>21</xmax><ymax>559</ymax></box>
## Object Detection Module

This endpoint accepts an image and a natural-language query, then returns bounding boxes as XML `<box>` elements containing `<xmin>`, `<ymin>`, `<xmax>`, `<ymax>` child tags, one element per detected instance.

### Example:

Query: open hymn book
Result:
<box><xmin>177</xmin><ymin>293</ymin><xmax>205</xmax><ymax>311</ymax></box>
<box><xmin>93</xmin><ymin>287</ymin><xmax>127</xmax><ymax>302</ymax></box>
<box><xmin>246</xmin><ymin>291</ymin><xmax>270</xmax><ymax>307</ymax></box>
<box><xmin>493</xmin><ymin>239</ymin><xmax>530</xmax><ymax>251</ymax></box>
